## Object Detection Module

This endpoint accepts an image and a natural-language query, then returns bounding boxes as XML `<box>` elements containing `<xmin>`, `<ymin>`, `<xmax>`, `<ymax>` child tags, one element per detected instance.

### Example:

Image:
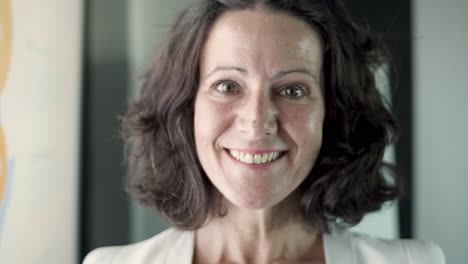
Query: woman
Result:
<box><xmin>84</xmin><ymin>0</ymin><xmax>445</xmax><ymax>263</ymax></box>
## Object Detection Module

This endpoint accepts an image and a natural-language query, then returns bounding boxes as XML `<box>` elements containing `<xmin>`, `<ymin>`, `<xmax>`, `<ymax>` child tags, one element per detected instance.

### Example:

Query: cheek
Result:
<box><xmin>279</xmin><ymin>103</ymin><xmax>325</xmax><ymax>179</ymax></box>
<box><xmin>194</xmin><ymin>99</ymin><xmax>212</xmax><ymax>148</ymax></box>
<box><xmin>194</xmin><ymin>97</ymin><xmax>234</xmax><ymax>150</ymax></box>
<box><xmin>280</xmin><ymin>105</ymin><xmax>324</xmax><ymax>145</ymax></box>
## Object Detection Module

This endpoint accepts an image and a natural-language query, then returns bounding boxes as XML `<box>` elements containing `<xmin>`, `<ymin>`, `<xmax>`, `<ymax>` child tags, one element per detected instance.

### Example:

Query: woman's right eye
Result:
<box><xmin>215</xmin><ymin>81</ymin><xmax>238</xmax><ymax>94</ymax></box>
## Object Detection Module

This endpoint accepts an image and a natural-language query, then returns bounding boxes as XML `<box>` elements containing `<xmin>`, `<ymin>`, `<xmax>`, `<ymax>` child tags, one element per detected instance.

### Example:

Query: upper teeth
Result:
<box><xmin>228</xmin><ymin>150</ymin><xmax>281</xmax><ymax>164</ymax></box>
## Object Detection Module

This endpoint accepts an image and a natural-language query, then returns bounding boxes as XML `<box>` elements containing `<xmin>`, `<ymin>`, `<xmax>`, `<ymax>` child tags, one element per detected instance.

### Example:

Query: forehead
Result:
<box><xmin>200</xmin><ymin>9</ymin><xmax>323</xmax><ymax>74</ymax></box>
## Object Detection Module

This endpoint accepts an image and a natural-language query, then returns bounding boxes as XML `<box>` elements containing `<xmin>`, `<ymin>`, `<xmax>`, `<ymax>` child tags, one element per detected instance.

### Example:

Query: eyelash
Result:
<box><xmin>277</xmin><ymin>83</ymin><xmax>309</xmax><ymax>99</ymax></box>
<box><xmin>212</xmin><ymin>80</ymin><xmax>310</xmax><ymax>99</ymax></box>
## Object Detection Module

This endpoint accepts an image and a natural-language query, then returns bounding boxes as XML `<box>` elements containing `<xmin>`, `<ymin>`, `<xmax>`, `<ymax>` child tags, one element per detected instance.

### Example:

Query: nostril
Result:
<box><xmin>236</xmin><ymin>115</ymin><xmax>278</xmax><ymax>137</ymax></box>
<box><xmin>264</xmin><ymin>120</ymin><xmax>278</xmax><ymax>135</ymax></box>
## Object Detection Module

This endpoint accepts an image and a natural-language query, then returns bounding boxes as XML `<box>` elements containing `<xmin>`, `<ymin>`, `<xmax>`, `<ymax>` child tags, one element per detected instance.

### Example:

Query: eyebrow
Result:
<box><xmin>205</xmin><ymin>66</ymin><xmax>248</xmax><ymax>79</ymax></box>
<box><xmin>273</xmin><ymin>68</ymin><xmax>319</xmax><ymax>83</ymax></box>
<box><xmin>204</xmin><ymin>66</ymin><xmax>319</xmax><ymax>83</ymax></box>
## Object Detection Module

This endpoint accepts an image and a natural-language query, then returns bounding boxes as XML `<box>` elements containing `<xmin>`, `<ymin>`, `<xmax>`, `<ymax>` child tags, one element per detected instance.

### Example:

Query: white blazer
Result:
<box><xmin>83</xmin><ymin>227</ymin><xmax>445</xmax><ymax>264</ymax></box>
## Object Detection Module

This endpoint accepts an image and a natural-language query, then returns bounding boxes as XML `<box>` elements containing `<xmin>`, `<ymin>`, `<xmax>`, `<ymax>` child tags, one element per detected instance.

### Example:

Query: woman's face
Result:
<box><xmin>194</xmin><ymin>9</ymin><xmax>325</xmax><ymax>209</ymax></box>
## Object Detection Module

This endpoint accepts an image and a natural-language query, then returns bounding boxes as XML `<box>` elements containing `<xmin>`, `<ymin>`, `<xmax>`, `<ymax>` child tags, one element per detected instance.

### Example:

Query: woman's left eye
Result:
<box><xmin>279</xmin><ymin>85</ymin><xmax>308</xmax><ymax>98</ymax></box>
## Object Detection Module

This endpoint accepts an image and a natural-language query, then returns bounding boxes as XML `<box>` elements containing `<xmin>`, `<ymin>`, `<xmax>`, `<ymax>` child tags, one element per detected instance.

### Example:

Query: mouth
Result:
<box><xmin>225</xmin><ymin>148</ymin><xmax>287</xmax><ymax>165</ymax></box>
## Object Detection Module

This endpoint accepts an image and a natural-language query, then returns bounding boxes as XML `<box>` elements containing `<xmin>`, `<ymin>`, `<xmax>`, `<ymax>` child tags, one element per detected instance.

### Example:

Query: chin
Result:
<box><xmin>223</xmin><ymin>188</ymin><xmax>287</xmax><ymax>210</ymax></box>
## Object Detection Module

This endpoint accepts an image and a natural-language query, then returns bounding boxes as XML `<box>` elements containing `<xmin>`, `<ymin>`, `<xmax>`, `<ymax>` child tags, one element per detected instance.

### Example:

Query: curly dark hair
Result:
<box><xmin>123</xmin><ymin>0</ymin><xmax>400</xmax><ymax>232</ymax></box>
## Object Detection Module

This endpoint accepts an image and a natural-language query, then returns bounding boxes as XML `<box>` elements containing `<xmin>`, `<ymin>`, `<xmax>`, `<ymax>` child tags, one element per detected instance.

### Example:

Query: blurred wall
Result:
<box><xmin>127</xmin><ymin>0</ymin><xmax>187</xmax><ymax>243</ymax></box>
<box><xmin>413</xmin><ymin>0</ymin><xmax>468</xmax><ymax>263</ymax></box>
<box><xmin>0</xmin><ymin>0</ymin><xmax>82</xmax><ymax>263</ymax></box>
<box><xmin>82</xmin><ymin>0</ymin><xmax>130</xmax><ymax>256</ymax></box>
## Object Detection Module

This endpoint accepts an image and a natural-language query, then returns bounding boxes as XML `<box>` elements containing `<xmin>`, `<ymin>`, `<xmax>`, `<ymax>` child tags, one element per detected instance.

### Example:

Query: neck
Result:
<box><xmin>194</xmin><ymin>193</ymin><xmax>324</xmax><ymax>264</ymax></box>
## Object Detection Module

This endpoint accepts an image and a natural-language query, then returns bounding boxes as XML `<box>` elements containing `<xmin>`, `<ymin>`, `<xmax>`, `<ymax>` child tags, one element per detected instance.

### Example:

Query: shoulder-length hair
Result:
<box><xmin>123</xmin><ymin>0</ymin><xmax>400</xmax><ymax>232</ymax></box>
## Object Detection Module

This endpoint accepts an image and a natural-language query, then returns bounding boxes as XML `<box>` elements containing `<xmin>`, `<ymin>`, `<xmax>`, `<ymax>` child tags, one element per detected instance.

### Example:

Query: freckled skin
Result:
<box><xmin>194</xmin><ymin>9</ymin><xmax>325</xmax><ymax>210</ymax></box>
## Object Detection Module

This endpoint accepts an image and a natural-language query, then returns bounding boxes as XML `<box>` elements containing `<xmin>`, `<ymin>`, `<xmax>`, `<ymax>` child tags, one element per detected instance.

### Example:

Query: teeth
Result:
<box><xmin>229</xmin><ymin>150</ymin><xmax>282</xmax><ymax>164</ymax></box>
<box><xmin>254</xmin><ymin>154</ymin><xmax>262</xmax><ymax>164</ymax></box>
<box><xmin>245</xmin><ymin>154</ymin><xmax>253</xmax><ymax>164</ymax></box>
<box><xmin>268</xmin><ymin>153</ymin><xmax>273</xmax><ymax>162</ymax></box>
<box><xmin>231</xmin><ymin>150</ymin><xmax>239</xmax><ymax>159</ymax></box>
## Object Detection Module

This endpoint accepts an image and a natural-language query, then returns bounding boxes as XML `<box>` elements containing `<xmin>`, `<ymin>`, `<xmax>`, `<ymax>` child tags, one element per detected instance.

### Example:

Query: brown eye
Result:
<box><xmin>216</xmin><ymin>81</ymin><xmax>238</xmax><ymax>94</ymax></box>
<box><xmin>280</xmin><ymin>85</ymin><xmax>307</xmax><ymax>98</ymax></box>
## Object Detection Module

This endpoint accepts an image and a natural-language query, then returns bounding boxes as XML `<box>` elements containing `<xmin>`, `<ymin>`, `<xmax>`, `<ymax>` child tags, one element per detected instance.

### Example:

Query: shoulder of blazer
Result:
<box><xmin>82</xmin><ymin>228</ymin><xmax>194</xmax><ymax>264</ymax></box>
<box><xmin>341</xmin><ymin>230</ymin><xmax>446</xmax><ymax>264</ymax></box>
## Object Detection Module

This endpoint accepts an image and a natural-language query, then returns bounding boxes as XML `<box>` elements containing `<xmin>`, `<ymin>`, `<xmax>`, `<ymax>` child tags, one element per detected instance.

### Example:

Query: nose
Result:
<box><xmin>236</xmin><ymin>90</ymin><xmax>278</xmax><ymax>138</ymax></box>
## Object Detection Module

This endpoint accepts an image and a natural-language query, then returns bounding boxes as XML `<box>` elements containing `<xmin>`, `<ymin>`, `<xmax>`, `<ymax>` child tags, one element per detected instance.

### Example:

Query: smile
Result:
<box><xmin>227</xmin><ymin>149</ymin><xmax>285</xmax><ymax>165</ymax></box>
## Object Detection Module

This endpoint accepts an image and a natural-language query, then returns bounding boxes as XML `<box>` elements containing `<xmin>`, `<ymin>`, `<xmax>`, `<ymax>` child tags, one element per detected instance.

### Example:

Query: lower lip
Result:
<box><xmin>224</xmin><ymin>149</ymin><xmax>285</xmax><ymax>170</ymax></box>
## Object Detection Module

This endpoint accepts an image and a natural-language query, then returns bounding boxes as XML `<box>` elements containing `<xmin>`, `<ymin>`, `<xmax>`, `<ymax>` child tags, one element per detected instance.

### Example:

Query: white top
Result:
<box><xmin>83</xmin><ymin>227</ymin><xmax>446</xmax><ymax>264</ymax></box>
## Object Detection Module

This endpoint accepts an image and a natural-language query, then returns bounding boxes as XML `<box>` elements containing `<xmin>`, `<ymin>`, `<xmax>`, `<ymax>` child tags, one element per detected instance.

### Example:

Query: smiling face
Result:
<box><xmin>194</xmin><ymin>9</ymin><xmax>325</xmax><ymax>209</ymax></box>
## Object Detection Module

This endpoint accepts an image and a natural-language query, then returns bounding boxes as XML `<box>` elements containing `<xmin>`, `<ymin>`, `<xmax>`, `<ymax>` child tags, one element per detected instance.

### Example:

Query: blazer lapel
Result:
<box><xmin>165</xmin><ymin>230</ymin><xmax>195</xmax><ymax>263</ymax></box>
<box><xmin>323</xmin><ymin>226</ymin><xmax>354</xmax><ymax>264</ymax></box>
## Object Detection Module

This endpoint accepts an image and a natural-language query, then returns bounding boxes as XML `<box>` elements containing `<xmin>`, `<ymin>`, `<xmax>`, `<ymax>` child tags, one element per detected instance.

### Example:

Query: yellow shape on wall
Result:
<box><xmin>0</xmin><ymin>0</ymin><xmax>12</xmax><ymax>204</ymax></box>
<box><xmin>0</xmin><ymin>0</ymin><xmax>12</xmax><ymax>92</ymax></box>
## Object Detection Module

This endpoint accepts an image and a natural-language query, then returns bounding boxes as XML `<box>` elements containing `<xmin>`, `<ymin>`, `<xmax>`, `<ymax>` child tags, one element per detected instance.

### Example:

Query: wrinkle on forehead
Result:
<box><xmin>200</xmin><ymin>9</ymin><xmax>323</xmax><ymax>79</ymax></box>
